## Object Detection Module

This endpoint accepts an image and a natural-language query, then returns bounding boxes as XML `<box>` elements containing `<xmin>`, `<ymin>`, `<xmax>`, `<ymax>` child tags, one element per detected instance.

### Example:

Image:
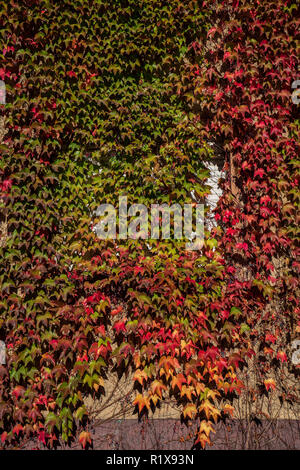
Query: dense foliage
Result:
<box><xmin>0</xmin><ymin>0</ymin><xmax>299</xmax><ymax>449</ymax></box>
<box><xmin>195</xmin><ymin>0</ymin><xmax>299</xmax><ymax>399</ymax></box>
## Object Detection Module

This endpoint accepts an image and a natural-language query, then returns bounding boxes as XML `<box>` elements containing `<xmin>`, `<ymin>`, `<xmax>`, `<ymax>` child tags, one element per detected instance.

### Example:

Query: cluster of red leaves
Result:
<box><xmin>192</xmin><ymin>0</ymin><xmax>299</xmax><ymax>393</ymax></box>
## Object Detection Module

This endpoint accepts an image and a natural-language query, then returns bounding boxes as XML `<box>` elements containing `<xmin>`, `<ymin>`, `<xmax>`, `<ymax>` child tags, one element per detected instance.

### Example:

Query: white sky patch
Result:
<box><xmin>0</xmin><ymin>341</ymin><xmax>6</xmax><ymax>365</ymax></box>
<box><xmin>205</xmin><ymin>162</ymin><xmax>224</xmax><ymax>213</ymax></box>
<box><xmin>0</xmin><ymin>81</ymin><xmax>6</xmax><ymax>104</ymax></box>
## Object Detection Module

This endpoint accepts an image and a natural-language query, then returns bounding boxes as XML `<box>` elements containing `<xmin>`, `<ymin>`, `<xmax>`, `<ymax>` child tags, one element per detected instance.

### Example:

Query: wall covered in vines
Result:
<box><xmin>0</xmin><ymin>0</ymin><xmax>299</xmax><ymax>449</ymax></box>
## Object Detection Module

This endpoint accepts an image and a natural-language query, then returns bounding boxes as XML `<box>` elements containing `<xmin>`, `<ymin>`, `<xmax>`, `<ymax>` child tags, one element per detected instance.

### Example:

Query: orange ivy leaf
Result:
<box><xmin>222</xmin><ymin>403</ymin><xmax>235</xmax><ymax>417</ymax></box>
<box><xmin>79</xmin><ymin>431</ymin><xmax>92</xmax><ymax>449</ymax></box>
<box><xmin>264</xmin><ymin>378</ymin><xmax>276</xmax><ymax>392</ymax></box>
<box><xmin>171</xmin><ymin>373</ymin><xmax>186</xmax><ymax>392</ymax></box>
<box><xmin>150</xmin><ymin>380</ymin><xmax>167</xmax><ymax>398</ymax></box>
<box><xmin>276</xmin><ymin>351</ymin><xmax>287</xmax><ymax>362</ymax></box>
<box><xmin>150</xmin><ymin>394</ymin><xmax>160</xmax><ymax>406</ymax></box>
<box><xmin>133</xmin><ymin>369</ymin><xmax>148</xmax><ymax>386</ymax></box>
<box><xmin>195</xmin><ymin>431</ymin><xmax>211</xmax><ymax>448</ymax></box>
<box><xmin>133</xmin><ymin>394</ymin><xmax>150</xmax><ymax>414</ymax></box>
<box><xmin>200</xmin><ymin>420</ymin><xmax>216</xmax><ymax>437</ymax></box>
<box><xmin>199</xmin><ymin>400</ymin><xmax>220</xmax><ymax>422</ymax></box>
<box><xmin>183</xmin><ymin>403</ymin><xmax>197</xmax><ymax>419</ymax></box>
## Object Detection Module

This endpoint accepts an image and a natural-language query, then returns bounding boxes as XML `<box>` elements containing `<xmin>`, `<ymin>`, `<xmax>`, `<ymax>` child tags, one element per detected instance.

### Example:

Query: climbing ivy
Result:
<box><xmin>0</xmin><ymin>0</ymin><xmax>298</xmax><ymax>449</ymax></box>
